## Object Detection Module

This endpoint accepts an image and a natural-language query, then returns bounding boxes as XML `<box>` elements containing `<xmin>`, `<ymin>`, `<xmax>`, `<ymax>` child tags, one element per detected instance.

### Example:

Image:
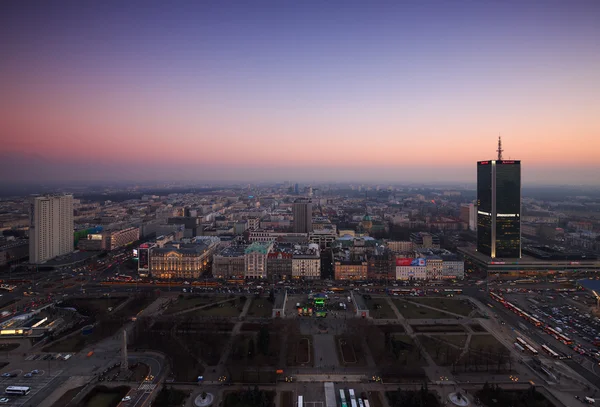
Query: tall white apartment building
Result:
<box><xmin>29</xmin><ymin>195</ymin><xmax>74</xmax><ymax>263</ymax></box>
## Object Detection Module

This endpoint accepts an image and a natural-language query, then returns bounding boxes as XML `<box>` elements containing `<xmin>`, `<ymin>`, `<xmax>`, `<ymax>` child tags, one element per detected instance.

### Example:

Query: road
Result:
<box><xmin>465</xmin><ymin>286</ymin><xmax>600</xmax><ymax>390</ymax></box>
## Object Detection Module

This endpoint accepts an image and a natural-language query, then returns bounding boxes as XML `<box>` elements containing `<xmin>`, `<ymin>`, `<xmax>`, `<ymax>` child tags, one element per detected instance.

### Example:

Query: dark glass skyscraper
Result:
<box><xmin>477</xmin><ymin>159</ymin><xmax>521</xmax><ymax>258</ymax></box>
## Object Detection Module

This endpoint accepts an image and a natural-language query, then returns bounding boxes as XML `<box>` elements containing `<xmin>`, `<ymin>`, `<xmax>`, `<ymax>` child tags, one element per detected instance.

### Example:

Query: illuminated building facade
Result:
<box><xmin>334</xmin><ymin>261</ymin><xmax>368</xmax><ymax>280</ymax></box>
<box><xmin>477</xmin><ymin>159</ymin><xmax>521</xmax><ymax>258</ymax></box>
<box><xmin>150</xmin><ymin>242</ymin><xmax>213</xmax><ymax>279</ymax></box>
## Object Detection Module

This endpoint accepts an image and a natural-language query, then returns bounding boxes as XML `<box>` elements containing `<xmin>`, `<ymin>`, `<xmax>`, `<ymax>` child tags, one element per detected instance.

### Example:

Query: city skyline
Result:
<box><xmin>1</xmin><ymin>1</ymin><xmax>599</xmax><ymax>185</ymax></box>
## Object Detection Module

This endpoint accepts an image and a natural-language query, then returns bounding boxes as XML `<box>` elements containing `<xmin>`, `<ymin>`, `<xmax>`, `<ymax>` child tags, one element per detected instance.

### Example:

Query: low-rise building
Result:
<box><xmin>105</xmin><ymin>226</ymin><xmax>139</xmax><ymax>251</ymax></box>
<box><xmin>244</xmin><ymin>242</ymin><xmax>273</xmax><ymax>279</ymax></box>
<box><xmin>395</xmin><ymin>265</ymin><xmax>427</xmax><ymax>280</ymax></box>
<box><xmin>334</xmin><ymin>260</ymin><xmax>368</xmax><ymax>280</ymax></box>
<box><xmin>292</xmin><ymin>244</ymin><xmax>321</xmax><ymax>279</ymax></box>
<box><xmin>367</xmin><ymin>251</ymin><xmax>394</xmax><ymax>280</ymax></box>
<box><xmin>425</xmin><ymin>256</ymin><xmax>443</xmax><ymax>280</ymax></box>
<box><xmin>387</xmin><ymin>241</ymin><xmax>414</xmax><ymax>253</ymax></box>
<box><xmin>267</xmin><ymin>247</ymin><xmax>294</xmax><ymax>281</ymax></box>
<box><xmin>410</xmin><ymin>232</ymin><xmax>440</xmax><ymax>249</ymax></box>
<box><xmin>212</xmin><ymin>245</ymin><xmax>247</xmax><ymax>279</ymax></box>
<box><xmin>150</xmin><ymin>241</ymin><xmax>213</xmax><ymax>279</ymax></box>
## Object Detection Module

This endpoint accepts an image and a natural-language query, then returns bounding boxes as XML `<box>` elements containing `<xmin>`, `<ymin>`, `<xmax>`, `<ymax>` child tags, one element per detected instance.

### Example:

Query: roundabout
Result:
<box><xmin>194</xmin><ymin>392</ymin><xmax>214</xmax><ymax>407</ymax></box>
<box><xmin>448</xmin><ymin>392</ymin><xmax>469</xmax><ymax>406</ymax></box>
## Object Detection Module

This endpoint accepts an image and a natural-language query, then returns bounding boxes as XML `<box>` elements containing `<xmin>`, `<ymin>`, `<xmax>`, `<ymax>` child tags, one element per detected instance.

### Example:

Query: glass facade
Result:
<box><xmin>477</xmin><ymin>162</ymin><xmax>493</xmax><ymax>257</ymax></box>
<box><xmin>476</xmin><ymin>160</ymin><xmax>521</xmax><ymax>259</ymax></box>
<box><xmin>495</xmin><ymin>161</ymin><xmax>521</xmax><ymax>258</ymax></box>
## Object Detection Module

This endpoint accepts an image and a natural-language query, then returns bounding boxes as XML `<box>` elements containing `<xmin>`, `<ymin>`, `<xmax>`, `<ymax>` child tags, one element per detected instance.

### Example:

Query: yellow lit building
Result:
<box><xmin>334</xmin><ymin>261</ymin><xmax>368</xmax><ymax>280</ymax></box>
<box><xmin>150</xmin><ymin>243</ymin><xmax>213</xmax><ymax>279</ymax></box>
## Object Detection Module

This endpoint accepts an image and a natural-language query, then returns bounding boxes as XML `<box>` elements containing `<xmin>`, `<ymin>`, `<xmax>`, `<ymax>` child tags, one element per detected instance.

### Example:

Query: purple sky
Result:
<box><xmin>1</xmin><ymin>0</ymin><xmax>599</xmax><ymax>185</ymax></box>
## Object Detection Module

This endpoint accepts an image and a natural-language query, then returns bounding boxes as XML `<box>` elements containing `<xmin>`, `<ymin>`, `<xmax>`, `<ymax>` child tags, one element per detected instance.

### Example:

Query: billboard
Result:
<box><xmin>138</xmin><ymin>247</ymin><xmax>150</xmax><ymax>271</ymax></box>
<box><xmin>396</xmin><ymin>258</ymin><xmax>413</xmax><ymax>267</ymax></box>
<box><xmin>411</xmin><ymin>258</ymin><xmax>426</xmax><ymax>266</ymax></box>
<box><xmin>396</xmin><ymin>258</ymin><xmax>427</xmax><ymax>267</ymax></box>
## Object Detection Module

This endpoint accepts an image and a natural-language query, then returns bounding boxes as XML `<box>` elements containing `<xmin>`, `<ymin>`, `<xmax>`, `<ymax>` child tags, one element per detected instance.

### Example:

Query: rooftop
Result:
<box><xmin>216</xmin><ymin>245</ymin><xmax>248</xmax><ymax>257</ymax></box>
<box><xmin>245</xmin><ymin>242</ymin><xmax>273</xmax><ymax>255</ymax></box>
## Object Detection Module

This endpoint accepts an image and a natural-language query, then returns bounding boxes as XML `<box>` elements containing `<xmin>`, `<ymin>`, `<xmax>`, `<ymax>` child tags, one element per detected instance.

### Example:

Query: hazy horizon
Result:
<box><xmin>1</xmin><ymin>1</ymin><xmax>599</xmax><ymax>185</ymax></box>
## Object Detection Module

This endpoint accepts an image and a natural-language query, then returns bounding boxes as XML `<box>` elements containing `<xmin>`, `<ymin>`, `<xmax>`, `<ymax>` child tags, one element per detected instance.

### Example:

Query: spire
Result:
<box><xmin>497</xmin><ymin>135</ymin><xmax>503</xmax><ymax>160</ymax></box>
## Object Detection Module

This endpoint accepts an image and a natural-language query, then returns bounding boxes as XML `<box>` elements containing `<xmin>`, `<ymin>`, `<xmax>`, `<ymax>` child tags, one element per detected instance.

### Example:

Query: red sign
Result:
<box><xmin>396</xmin><ymin>258</ymin><xmax>412</xmax><ymax>266</ymax></box>
<box><xmin>479</xmin><ymin>161</ymin><xmax>489</xmax><ymax>165</ymax></box>
<box><xmin>501</xmin><ymin>160</ymin><xmax>515</xmax><ymax>164</ymax></box>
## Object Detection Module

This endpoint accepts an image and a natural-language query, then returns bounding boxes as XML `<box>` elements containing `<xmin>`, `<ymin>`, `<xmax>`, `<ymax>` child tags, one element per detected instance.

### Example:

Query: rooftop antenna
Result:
<box><xmin>497</xmin><ymin>135</ymin><xmax>503</xmax><ymax>160</ymax></box>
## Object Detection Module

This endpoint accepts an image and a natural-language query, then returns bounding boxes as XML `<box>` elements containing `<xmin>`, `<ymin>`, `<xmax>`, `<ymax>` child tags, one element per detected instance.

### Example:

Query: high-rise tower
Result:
<box><xmin>29</xmin><ymin>194</ymin><xmax>74</xmax><ymax>264</ymax></box>
<box><xmin>476</xmin><ymin>138</ymin><xmax>521</xmax><ymax>258</ymax></box>
<box><xmin>293</xmin><ymin>199</ymin><xmax>313</xmax><ymax>233</ymax></box>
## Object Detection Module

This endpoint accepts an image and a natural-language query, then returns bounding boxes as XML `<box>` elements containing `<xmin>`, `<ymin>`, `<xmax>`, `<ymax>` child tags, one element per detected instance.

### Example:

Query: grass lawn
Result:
<box><xmin>286</xmin><ymin>335</ymin><xmax>314</xmax><ymax>367</ymax></box>
<box><xmin>229</xmin><ymin>332</ymin><xmax>280</xmax><ymax>367</ymax></box>
<box><xmin>427</xmin><ymin>334</ymin><xmax>468</xmax><ymax>348</ymax></box>
<box><xmin>247</xmin><ymin>298</ymin><xmax>274</xmax><ymax>318</ymax></box>
<box><xmin>365</xmin><ymin>298</ymin><xmax>397</xmax><ymax>319</ymax></box>
<box><xmin>367</xmin><ymin>392</ymin><xmax>384</xmax><ymax>407</ymax></box>
<box><xmin>61</xmin><ymin>297</ymin><xmax>127</xmax><ymax>318</ymax></box>
<box><xmin>419</xmin><ymin>335</ymin><xmax>463</xmax><ymax>366</ymax></box>
<box><xmin>469</xmin><ymin>334</ymin><xmax>507</xmax><ymax>353</ymax></box>
<box><xmin>163</xmin><ymin>295</ymin><xmax>227</xmax><ymax>314</ymax></box>
<box><xmin>80</xmin><ymin>386</ymin><xmax>130</xmax><ymax>407</ymax></box>
<box><xmin>469</xmin><ymin>323</ymin><xmax>487</xmax><ymax>333</ymax></box>
<box><xmin>191</xmin><ymin>299</ymin><xmax>245</xmax><ymax>317</ymax></box>
<box><xmin>409</xmin><ymin>298</ymin><xmax>475</xmax><ymax>316</ymax></box>
<box><xmin>411</xmin><ymin>324</ymin><xmax>466</xmax><ymax>333</ymax></box>
<box><xmin>389</xmin><ymin>334</ymin><xmax>425</xmax><ymax>366</ymax></box>
<box><xmin>393</xmin><ymin>300</ymin><xmax>454</xmax><ymax>319</ymax></box>
<box><xmin>280</xmin><ymin>391</ymin><xmax>294</xmax><ymax>407</ymax></box>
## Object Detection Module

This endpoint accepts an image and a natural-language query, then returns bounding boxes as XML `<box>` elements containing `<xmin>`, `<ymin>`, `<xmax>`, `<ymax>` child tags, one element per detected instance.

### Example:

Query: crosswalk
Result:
<box><xmin>138</xmin><ymin>383</ymin><xmax>157</xmax><ymax>392</ymax></box>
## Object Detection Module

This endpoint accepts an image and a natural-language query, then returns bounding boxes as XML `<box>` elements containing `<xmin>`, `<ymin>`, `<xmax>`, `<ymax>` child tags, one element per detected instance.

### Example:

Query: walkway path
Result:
<box><xmin>172</xmin><ymin>297</ymin><xmax>238</xmax><ymax>316</ymax></box>
<box><xmin>206</xmin><ymin>297</ymin><xmax>252</xmax><ymax>381</ymax></box>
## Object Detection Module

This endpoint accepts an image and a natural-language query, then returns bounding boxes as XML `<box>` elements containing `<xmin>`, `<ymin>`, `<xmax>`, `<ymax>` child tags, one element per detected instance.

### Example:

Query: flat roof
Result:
<box><xmin>458</xmin><ymin>246</ymin><xmax>600</xmax><ymax>269</ymax></box>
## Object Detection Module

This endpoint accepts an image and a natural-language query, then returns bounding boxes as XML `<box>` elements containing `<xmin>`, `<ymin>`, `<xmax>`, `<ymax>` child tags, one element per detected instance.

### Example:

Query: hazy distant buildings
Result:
<box><xmin>460</xmin><ymin>203</ymin><xmax>476</xmax><ymax>231</ymax></box>
<box><xmin>293</xmin><ymin>199</ymin><xmax>312</xmax><ymax>233</ymax></box>
<box><xmin>29</xmin><ymin>195</ymin><xmax>73</xmax><ymax>264</ymax></box>
<box><xmin>477</xmin><ymin>157</ymin><xmax>521</xmax><ymax>258</ymax></box>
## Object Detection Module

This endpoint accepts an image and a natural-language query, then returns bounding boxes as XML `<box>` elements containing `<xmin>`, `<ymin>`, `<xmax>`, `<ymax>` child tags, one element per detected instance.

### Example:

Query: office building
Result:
<box><xmin>293</xmin><ymin>199</ymin><xmax>313</xmax><ymax>233</ymax></box>
<box><xmin>29</xmin><ymin>195</ymin><xmax>74</xmax><ymax>264</ymax></box>
<box><xmin>410</xmin><ymin>232</ymin><xmax>440</xmax><ymax>249</ymax></box>
<box><xmin>477</xmin><ymin>138</ymin><xmax>521</xmax><ymax>258</ymax></box>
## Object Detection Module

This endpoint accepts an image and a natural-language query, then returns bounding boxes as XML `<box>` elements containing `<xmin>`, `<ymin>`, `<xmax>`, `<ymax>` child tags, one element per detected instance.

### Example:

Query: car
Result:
<box><xmin>31</xmin><ymin>370</ymin><xmax>40</xmax><ymax>374</ymax></box>
<box><xmin>122</xmin><ymin>396</ymin><xmax>132</xmax><ymax>402</ymax></box>
<box><xmin>0</xmin><ymin>398</ymin><xmax>9</xmax><ymax>404</ymax></box>
<box><xmin>24</xmin><ymin>373</ymin><xmax>33</xmax><ymax>378</ymax></box>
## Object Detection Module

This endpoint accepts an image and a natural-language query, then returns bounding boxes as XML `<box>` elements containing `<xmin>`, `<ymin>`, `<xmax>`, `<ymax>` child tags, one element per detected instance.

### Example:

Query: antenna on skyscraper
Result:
<box><xmin>497</xmin><ymin>135</ymin><xmax>503</xmax><ymax>160</ymax></box>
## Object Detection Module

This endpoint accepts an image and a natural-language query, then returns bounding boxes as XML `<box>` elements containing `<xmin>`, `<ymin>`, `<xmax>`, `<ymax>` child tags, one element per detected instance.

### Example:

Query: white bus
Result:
<box><xmin>5</xmin><ymin>386</ymin><xmax>31</xmax><ymax>396</ymax></box>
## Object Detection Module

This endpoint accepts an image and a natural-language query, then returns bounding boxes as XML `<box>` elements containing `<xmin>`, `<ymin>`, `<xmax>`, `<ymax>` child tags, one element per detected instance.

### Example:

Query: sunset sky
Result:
<box><xmin>1</xmin><ymin>1</ymin><xmax>599</xmax><ymax>185</ymax></box>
